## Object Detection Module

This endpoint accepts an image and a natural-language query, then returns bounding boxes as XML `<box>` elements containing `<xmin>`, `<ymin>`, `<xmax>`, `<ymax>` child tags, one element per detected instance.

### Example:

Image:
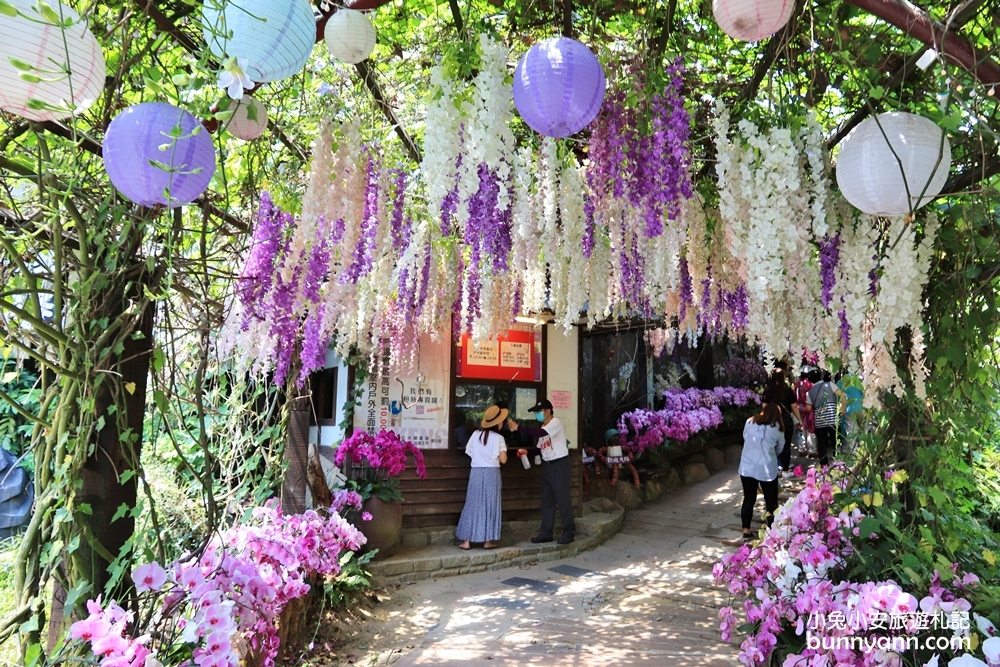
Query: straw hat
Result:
<box><xmin>481</xmin><ymin>405</ymin><xmax>509</xmax><ymax>429</ymax></box>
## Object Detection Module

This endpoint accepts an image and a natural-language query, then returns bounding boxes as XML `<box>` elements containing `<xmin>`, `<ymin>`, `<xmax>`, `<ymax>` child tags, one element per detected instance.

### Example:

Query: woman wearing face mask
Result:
<box><xmin>509</xmin><ymin>399</ymin><xmax>576</xmax><ymax>545</ymax></box>
<box><xmin>455</xmin><ymin>404</ymin><xmax>509</xmax><ymax>550</ymax></box>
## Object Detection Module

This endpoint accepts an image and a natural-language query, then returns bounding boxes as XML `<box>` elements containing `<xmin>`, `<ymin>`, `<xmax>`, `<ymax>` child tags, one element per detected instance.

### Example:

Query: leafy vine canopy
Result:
<box><xmin>2</xmin><ymin>0</ymin><xmax>1000</xmax><ymax>653</ymax></box>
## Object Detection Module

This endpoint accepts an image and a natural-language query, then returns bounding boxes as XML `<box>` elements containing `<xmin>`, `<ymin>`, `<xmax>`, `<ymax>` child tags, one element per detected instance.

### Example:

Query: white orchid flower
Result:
<box><xmin>217</xmin><ymin>56</ymin><xmax>254</xmax><ymax>100</ymax></box>
<box><xmin>984</xmin><ymin>637</ymin><xmax>1000</xmax><ymax>666</ymax></box>
<box><xmin>950</xmin><ymin>655</ymin><xmax>988</xmax><ymax>667</ymax></box>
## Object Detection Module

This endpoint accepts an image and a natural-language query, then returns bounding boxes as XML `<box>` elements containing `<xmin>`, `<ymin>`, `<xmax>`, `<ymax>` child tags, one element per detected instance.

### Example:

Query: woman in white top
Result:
<box><xmin>739</xmin><ymin>403</ymin><xmax>785</xmax><ymax>541</ymax></box>
<box><xmin>456</xmin><ymin>405</ymin><xmax>509</xmax><ymax>550</ymax></box>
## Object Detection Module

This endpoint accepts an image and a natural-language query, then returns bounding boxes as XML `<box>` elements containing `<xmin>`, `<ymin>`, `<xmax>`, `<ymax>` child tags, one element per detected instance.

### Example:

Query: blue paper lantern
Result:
<box><xmin>513</xmin><ymin>37</ymin><xmax>606</xmax><ymax>138</ymax></box>
<box><xmin>103</xmin><ymin>102</ymin><xmax>216</xmax><ymax>208</ymax></box>
<box><xmin>202</xmin><ymin>0</ymin><xmax>316</xmax><ymax>83</ymax></box>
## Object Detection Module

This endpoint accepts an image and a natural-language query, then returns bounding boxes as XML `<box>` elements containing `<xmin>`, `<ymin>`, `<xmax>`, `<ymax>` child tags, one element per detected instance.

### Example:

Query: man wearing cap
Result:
<box><xmin>508</xmin><ymin>399</ymin><xmax>576</xmax><ymax>545</ymax></box>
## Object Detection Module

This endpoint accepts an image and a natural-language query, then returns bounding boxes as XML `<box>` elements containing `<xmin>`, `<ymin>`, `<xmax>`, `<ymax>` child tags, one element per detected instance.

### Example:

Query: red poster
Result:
<box><xmin>457</xmin><ymin>329</ymin><xmax>539</xmax><ymax>381</ymax></box>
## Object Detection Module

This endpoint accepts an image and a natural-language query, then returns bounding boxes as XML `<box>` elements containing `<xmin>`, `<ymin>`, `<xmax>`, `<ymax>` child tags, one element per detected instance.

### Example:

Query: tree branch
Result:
<box><xmin>354</xmin><ymin>61</ymin><xmax>422</xmax><ymax>164</ymax></box>
<box><xmin>846</xmin><ymin>0</ymin><xmax>1000</xmax><ymax>84</ymax></box>
<box><xmin>828</xmin><ymin>0</ymin><xmax>988</xmax><ymax>148</ymax></box>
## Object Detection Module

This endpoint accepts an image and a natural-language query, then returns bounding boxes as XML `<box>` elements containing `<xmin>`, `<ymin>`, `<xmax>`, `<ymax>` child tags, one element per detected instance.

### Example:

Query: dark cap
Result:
<box><xmin>528</xmin><ymin>399</ymin><xmax>553</xmax><ymax>412</ymax></box>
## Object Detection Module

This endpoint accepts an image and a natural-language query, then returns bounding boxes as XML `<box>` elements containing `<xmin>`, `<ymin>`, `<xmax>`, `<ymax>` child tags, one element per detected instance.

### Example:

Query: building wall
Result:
<box><xmin>545</xmin><ymin>324</ymin><xmax>580</xmax><ymax>450</ymax></box>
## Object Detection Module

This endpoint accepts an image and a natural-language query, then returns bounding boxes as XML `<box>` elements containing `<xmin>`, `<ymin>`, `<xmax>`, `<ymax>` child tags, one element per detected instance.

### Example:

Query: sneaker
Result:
<box><xmin>781</xmin><ymin>471</ymin><xmax>794</xmax><ymax>479</ymax></box>
<box><xmin>530</xmin><ymin>535</ymin><xmax>553</xmax><ymax>543</ymax></box>
<box><xmin>557</xmin><ymin>534</ymin><xmax>575</xmax><ymax>545</ymax></box>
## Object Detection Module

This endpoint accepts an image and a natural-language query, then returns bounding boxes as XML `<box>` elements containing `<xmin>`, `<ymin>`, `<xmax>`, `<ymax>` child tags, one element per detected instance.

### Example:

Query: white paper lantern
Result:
<box><xmin>225</xmin><ymin>95</ymin><xmax>268</xmax><ymax>140</ymax></box>
<box><xmin>836</xmin><ymin>112</ymin><xmax>951</xmax><ymax>217</ymax></box>
<box><xmin>324</xmin><ymin>9</ymin><xmax>376</xmax><ymax>64</ymax></box>
<box><xmin>713</xmin><ymin>0</ymin><xmax>795</xmax><ymax>42</ymax></box>
<box><xmin>0</xmin><ymin>0</ymin><xmax>106</xmax><ymax>121</ymax></box>
<box><xmin>202</xmin><ymin>0</ymin><xmax>316</xmax><ymax>83</ymax></box>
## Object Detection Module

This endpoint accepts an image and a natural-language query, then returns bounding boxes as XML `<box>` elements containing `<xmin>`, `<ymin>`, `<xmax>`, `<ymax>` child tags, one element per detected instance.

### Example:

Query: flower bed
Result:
<box><xmin>617</xmin><ymin>386</ymin><xmax>760</xmax><ymax>454</ymax></box>
<box><xmin>713</xmin><ymin>466</ymin><xmax>1000</xmax><ymax>667</ymax></box>
<box><xmin>65</xmin><ymin>491</ymin><xmax>367</xmax><ymax>667</ymax></box>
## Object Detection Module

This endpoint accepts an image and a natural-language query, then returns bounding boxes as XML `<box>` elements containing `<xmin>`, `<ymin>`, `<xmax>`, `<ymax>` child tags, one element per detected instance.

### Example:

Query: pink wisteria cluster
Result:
<box><xmin>69</xmin><ymin>492</ymin><xmax>367</xmax><ymax>667</ymax></box>
<box><xmin>712</xmin><ymin>468</ymin><xmax>988</xmax><ymax>667</ymax></box>
<box><xmin>617</xmin><ymin>386</ymin><xmax>760</xmax><ymax>453</ymax></box>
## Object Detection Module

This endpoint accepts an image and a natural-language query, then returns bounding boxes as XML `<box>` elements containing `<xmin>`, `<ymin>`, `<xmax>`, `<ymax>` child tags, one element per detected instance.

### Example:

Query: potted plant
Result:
<box><xmin>333</xmin><ymin>429</ymin><xmax>427</xmax><ymax>558</ymax></box>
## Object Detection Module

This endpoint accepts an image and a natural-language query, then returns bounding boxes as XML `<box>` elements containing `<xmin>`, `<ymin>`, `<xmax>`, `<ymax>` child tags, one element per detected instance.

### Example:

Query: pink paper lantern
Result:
<box><xmin>0</xmin><ymin>0</ymin><xmax>106</xmax><ymax>121</ymax></box>
<box><xmin>713</xmin><ymin>0</ymin><xmax>795</xmax><ymax>42</ymax></box>
<box><xmin>103</xmin><ymin>103</ymin><xmax>216</xmax><ymax>208</ymax></box>
<box><xmin>513</xmin><ymin>37</ymin><xmax>605</xmax><ymax>139</ymax></box>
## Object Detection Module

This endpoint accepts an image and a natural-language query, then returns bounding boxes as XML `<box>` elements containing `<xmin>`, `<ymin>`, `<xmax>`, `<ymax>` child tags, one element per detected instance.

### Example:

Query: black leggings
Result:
<box><xmin>815</xmin><ymin>426</ymin><xmax>837</xmax><ymax>465</ymax></box>
<box><xmin>740</xmin><ymin>475</ymin><xmax>779</xmax><ymax>530</ymax></box>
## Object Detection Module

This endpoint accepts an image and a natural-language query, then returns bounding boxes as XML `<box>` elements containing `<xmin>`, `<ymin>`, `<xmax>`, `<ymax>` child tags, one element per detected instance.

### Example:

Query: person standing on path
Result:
<box><xmin>804</xmin><ymin>371</ymin><xmax>847</xmax><ymax>466</ymax></box>
<box><xmin>509</xmin><ymin>399</ymin><xmax>576</xmax><ymax>545</ymax></box>
<box><xmin>761</xmin><ymin>361</ymin><xmax>800</xmax><ymax>477</ymax></box>
<box><xmin>455</xmin><ymin>405</ymin><xmax>509</xmax><ymax>550</ymax></box>
<box><xmin>739</xmin><ymin>403</ymin><xmax>785</xmax><ymax>541</ymax></box>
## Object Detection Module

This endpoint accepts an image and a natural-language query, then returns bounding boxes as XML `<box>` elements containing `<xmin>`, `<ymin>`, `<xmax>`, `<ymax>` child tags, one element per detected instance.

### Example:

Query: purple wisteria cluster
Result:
<box><xmin>617</xmin><ymin>386</ymin><xmax>760</xmax><ymax>453</ymax></box>
<box><xmin>819</xmin><ymin>232</ymin><xmax>841</xmax><ymax>310</ymax></box>
<box><xmin>588</xmin><ymin>58</ymin><xmax>693</xmax><ymax>238</ymax></box>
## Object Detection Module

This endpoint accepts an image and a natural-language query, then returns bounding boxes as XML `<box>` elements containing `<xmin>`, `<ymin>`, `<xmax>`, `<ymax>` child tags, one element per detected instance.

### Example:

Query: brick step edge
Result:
<box><xmin>368</xmin><ymin>508</ymin><xmax>625</xmax><ymax>586</ymax></box>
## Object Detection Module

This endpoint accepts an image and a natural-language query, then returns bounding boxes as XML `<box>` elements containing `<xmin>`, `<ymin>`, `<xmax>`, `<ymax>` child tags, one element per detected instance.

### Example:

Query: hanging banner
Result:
<box><xmin>353</xmin><ymin>333</ymin><xmax>451</xmax><ymax>449</ymax></box>
<box><xmin>456</xmin><ymin>326</ymin><xmax>541</xmax><ymax>382</ymax></box>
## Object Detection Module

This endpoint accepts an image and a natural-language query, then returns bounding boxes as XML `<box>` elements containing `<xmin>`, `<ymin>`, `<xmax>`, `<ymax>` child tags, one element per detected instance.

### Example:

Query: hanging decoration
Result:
<box><xmin>513</xmin><ymin>37</ymin><xmax>606</xmax><ymax>138</ymax></box>
<box><xmin>224</xmin><ymin>95</ymin><xmax>269</xmax><ymax>140</ymax></box>
<box><xmin>103</xmin><ymin>102</ymin><xmax>216</xmax><ymax>208</ymax></box>
<box><xmin>202</xmin><ymin>0</ymin><xmax>316</xmax><ymax>84</ymax></box>
<box><xmin>0</xmin><ymin>0</ymin><xmax>106</xmax><ymax>122</ymax></box>
<box><xmin>835</xmin><ymin>112</ymin><xmax>951</xmax><ymax>217</ymax></box>
<box><xmin>324</xmin><ymin>8</ymin><xmax>377</xmax><ymax>64</ymax></box>
<box><xmin>218</xmin><ymin>49</ymin><xmax>942</xmax><ymax>415</ymax></box>
<box><xmin>712</xmin><ymin>0</ymin><xmax>796</xmax><ymax>42</ymax></box>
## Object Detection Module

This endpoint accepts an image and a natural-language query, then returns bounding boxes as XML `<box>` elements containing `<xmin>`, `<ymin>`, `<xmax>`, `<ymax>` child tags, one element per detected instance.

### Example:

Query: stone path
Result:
<box><xmin>329</xmin><ymin>460</ymin><xmax>785</xmax><ymax>667</ymax></box>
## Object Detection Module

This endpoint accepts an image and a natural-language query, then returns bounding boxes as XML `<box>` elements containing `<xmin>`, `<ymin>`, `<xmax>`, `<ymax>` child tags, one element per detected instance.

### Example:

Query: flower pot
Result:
<box><xmin>357</xmin><ymin>497</ymin><xmax>403</xmax><ymax>560</ymax></box>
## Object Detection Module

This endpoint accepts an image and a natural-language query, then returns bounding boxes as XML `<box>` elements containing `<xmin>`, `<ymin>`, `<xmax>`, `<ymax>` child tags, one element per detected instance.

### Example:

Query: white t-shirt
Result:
<box><xmin>465</xmin><ymin>430</ymin><xmax>506</xmax><ymax>468</ymax></box>
<box><xmin>538</xmin><ymin>417</ymin><xmax>569</xmax><ymax>461</ymax></box>
<box><xmin>739</xmin><ymin>418</ymin><xmax>784</xmax><ymax>481</ymax></box>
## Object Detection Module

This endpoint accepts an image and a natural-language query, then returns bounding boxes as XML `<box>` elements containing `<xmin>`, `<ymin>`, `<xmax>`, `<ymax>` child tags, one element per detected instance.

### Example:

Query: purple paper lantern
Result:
<box><xmin>103</xmin><ymin>102</ymin><xmax>216</xmax><ymax>208</ymax></box>
<box><xmin>513</xmin><ymin>37</ymin><xmax>606</xmax><ymax>138</ymax></box>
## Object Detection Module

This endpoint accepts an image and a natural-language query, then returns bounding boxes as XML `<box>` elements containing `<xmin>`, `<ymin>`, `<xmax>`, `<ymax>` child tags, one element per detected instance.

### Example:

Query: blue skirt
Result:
<box><xmin>455</xmin><ymin>467</ymin><xmax>502</xmax><ymax>542</ymax></box>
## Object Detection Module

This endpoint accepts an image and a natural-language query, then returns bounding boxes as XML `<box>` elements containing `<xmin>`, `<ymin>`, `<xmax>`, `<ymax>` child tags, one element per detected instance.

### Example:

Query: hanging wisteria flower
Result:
<box><xmin>217</xmin><ymin>56</ymin><xmax>254</xmax><ymax>100</ymax></box>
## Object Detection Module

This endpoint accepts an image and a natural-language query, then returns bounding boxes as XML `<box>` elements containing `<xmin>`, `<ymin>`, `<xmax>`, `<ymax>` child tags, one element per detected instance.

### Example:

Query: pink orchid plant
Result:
<box><xmin>714</xmin><ymin>467</ymin><xmax>995</xmax><ymax>667</ymax></box>
<box><xmin>618</xmin><ymin>386</ymin><xmax>760</xmax><ymax>453</ymax></box>
<box><xmin>66</xmin><ymin>490</ymin><xmax>366</xmax><ymax>667</ymax></box>
<box><xmin>334</xmin><ymin>429</ymin><xmax>427</xmax><ymax>503</ymax></box>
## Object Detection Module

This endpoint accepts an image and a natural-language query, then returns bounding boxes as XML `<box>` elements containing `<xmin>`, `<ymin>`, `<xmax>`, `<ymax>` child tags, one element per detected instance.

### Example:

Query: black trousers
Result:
<box><xmin>740</xmin><ymin>475</ymin><xmax>779</xmax><ymax>530</ymax></box>
<box><xmin>815</xmin><ymin>426</ymin><xmax>837</xmax><ymax>465</ymax></box>
<box><xmin>539</xmin><ymin>455</ymin><xmax>575</xmax><ymax>538</ymax></box>
<box><xmin>778</xmin><ymin>412</ymin><xmax>793</xmax><ymax>470</ymax></box>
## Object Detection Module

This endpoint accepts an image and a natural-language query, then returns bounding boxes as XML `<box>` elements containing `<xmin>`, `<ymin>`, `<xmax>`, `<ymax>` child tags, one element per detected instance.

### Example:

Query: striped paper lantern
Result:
<box><xmin>836</xmin><ymin>112</ymin><xmax>951</xmax><ymax>216</ymax></box>
<box><xmin>513</xmin><ymin>37</ymin><xmax>605</xmax><ymax>139</ymax></box>
<box><xmin>712</xmin><ymin>0</ymin><xmax>795</xmax><ymax>42</ymax></box>
<box><xmin>202</xmin><ymin>0</ymin><xmax>316</xmax><ymax>83</ymax></box>
<box><xmin>103</xmin><ymin>103</ymin><xmax>216</xmax><ymax>208</ymax></box>
<box><xmin>324</xmin><ymin>8</ymin><xmax>376</xmax><ymax>64</ymax></box>
<box><xmin>0</xmin><ymin>0</ymin><xmax>106</xmax><ymax>121</ymax></box>
<box><xmin>225</xmin><ymin>95</ymin><xmax>268</xmax><ymax>140</ymax></box>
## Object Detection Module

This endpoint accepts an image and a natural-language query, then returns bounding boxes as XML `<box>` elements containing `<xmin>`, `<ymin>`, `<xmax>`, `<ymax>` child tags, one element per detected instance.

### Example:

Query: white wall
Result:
<box><xmin>545</xmin><ymin>325</ymin><xmax>580</xmax><ymax>449</ymax></box>
<box><xmin>306</xmin><ymin>349</ymin><xmax>353</xmax><ymax>447</ymax></box>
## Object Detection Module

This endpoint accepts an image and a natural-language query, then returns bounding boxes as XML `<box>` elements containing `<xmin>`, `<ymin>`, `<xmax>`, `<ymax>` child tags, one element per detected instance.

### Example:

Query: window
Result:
<box><xmin>311</xmin><ymin>367</ymin><xmax>338</xmax><ymax>426</ymax></box>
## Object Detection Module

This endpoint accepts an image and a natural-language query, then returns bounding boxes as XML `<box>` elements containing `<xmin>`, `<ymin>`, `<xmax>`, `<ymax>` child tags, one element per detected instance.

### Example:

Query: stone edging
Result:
<box><xmin>367</xmin><ymin>505</ymin><xmax>626</xmax><ymax>586</ymax></box>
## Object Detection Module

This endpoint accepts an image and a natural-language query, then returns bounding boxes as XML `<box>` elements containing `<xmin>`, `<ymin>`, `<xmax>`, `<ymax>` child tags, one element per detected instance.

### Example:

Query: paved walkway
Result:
<box><xmin>334</xmin><ymin>460</ymin><xmax>774</xmax><ymax>667</ymax></box>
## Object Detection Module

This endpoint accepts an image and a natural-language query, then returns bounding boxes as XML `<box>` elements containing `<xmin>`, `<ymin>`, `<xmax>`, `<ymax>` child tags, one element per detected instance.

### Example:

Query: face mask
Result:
<box><xmin>535</xmin><ymin>412</ymin><xmax>546</xmax><ymax>422</ymax></box>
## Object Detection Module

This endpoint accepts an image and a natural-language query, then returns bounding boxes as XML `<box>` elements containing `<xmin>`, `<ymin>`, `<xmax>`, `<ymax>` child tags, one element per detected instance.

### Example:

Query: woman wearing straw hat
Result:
<box><xmin>456</xmin><ymin>404</ymin><xmax>509</xmax><ymax>550</ymax></box>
